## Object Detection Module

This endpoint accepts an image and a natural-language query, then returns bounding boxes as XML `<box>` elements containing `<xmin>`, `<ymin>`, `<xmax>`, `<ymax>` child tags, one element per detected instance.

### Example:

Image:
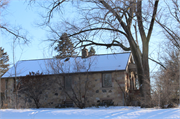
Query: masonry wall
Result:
<box><xmin>2</xmin><ymin>71</ymin><xmax>126</xmax><ymax>108</ymax></box>
<box><xmin>1</xmin><ymin>78</ymin><xmax>16</xmax><ymax>108</ymax></box>
<box><xmin>1</xmin><ymin>78</ymin><xmax>6</xmax><ymax>92</ymax></box>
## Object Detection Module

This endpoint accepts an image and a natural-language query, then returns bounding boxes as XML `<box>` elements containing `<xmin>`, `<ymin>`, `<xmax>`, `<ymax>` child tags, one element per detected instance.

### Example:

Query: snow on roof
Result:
<box><xmin>2</xmin><ymin>52</ymin><xmax>131</xmax><ymax>78</ymax></box>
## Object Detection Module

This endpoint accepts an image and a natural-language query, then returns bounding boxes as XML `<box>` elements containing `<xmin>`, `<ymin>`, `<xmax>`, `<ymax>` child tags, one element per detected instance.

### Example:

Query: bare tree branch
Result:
<box><xmin>156</xmin><ymin>20</ymin><xmax>180</xmax><ymax>50</ymax></box>
<box><xmin>76</xmin><ymin>39</ymin><xmax>130</xmax><ymax>51</ymax></box>
<box><xmin>0</xmin><ymin>25</ymin><xmax>28</xmax><ymax>43</ymax></box>
<box><xmin>136</xmin><ymin>1</ymin><xmax>146</xmax><ymax>42</ymax></box>
<box><xmin>47</xmin><ymin>0</ymin><xmax>66</xmax><ymax>23</ymax></box>
<box><xmin>147</xmin><ymin>0</ymin><xmax>159</xmax><ymax>42</ymax></box>
<box><xmin>69</xmin><ymin>27</ymin><xmax>127</xmax><ymax>38</ymax></box>
<box><xmin>148</xmin><ymin>57</ymin><xmax>166</xmax><ymax>70</ymax></box>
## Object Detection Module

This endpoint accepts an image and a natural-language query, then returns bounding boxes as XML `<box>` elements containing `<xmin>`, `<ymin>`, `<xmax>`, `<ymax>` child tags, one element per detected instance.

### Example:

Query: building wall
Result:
<box><xmin>2</xmin><ymin>71</ymin><xmax>126</xmax><ymax>108</ymax></box>
<box><xmin>1</xmin><ymin>78</ymin><xmax>6</xmax><ymax>92</ymax></box>
<box><xmin>2</xmin><ymin>78</ymin><xmax>16</xmax><ymax>108</ymax></box>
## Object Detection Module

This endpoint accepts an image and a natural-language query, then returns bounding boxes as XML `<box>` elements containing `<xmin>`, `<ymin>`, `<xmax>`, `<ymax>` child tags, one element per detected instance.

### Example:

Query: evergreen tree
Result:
<box><xmin>0</xmin><ymin>47</ymin><xmax>9</xmax><ymax>76</ymax></box>
<box><xmin>55</xmin><ymin>33</ymin><xmax>75</xmax><ymax>58</ymax></box>
<box><xmin>88</xmin><ymin>46</ymin><xmax>96</xmax><ymax>56</ymax></box>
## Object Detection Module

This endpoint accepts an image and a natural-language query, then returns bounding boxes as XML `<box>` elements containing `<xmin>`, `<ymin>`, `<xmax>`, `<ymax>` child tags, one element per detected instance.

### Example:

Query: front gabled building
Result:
<box><xmin>1</xmin><ymin>51</ymin><xmax>139</xmax><ymax>108</ymax></box>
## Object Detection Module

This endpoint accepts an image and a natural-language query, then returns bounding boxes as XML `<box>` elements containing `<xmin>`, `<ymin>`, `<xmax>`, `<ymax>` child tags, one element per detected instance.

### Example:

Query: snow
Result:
<box><xmin>2</xmin><ymin>53</ymin><xmax>131</xmax><ymax>78</ymax></box>
<box><xmin>0</xmin><ymin>106</ymin><xmax>180</xmax><ymax>119</ymax></box>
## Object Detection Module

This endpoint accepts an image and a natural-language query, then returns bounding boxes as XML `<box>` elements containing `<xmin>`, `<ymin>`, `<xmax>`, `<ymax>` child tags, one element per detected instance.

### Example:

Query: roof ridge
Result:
<box><xmin>19</xmin><ymin>52</ymin><xmax>131</xmax><ymax>62</ymax></box>
<box><xmin>19</xmin><ymin>57</ymin><xmax>54</xmax><ymax>62</ymax></box>
<box><xmin>93</xmin><ymin>52</ymin><xmax>130</xmax><ymax>56</ymax></box>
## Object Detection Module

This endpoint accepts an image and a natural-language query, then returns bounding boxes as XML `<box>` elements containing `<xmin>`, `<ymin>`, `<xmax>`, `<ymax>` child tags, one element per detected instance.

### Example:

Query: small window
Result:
<box><xmin>102</xmin><ymin>100</ymin><xmax>113</xmax><ymax>106</ymax></box>
<box><xmin>97</xmin><ymin>100</ymin><xmax>113</xmax><ymax>106</ymax></box>
<box><xmin>135</xmin><ymin>74</ymin><xmax>139</xmax><ymax>90</ymax></box>
<box><xmin>16</xmin><ymin>79</ymin><xmax>20</xmax><ymax>86</ymax></box>
<box><xmin>102</xmin><ymin>73</ymin><xmax>112</xmax><ymax>87</ymax></box>
<box><xmin>14</xmin><ymin>78</ymin><xmax>22</xmax><ymax>90</ymax></box>
<box><xmin>64</xmin><ymin>75</ymin><xmax>72</xmax><ymax>89</ymax></box>
<box><xmin>60</xmin><ymin>101</ymin><xmax>74</xmax><ymax>108</ymax></box>
<box><xmin>64</xmin><ymin>101</ymin><xmax>74</xmax><ymax>107</ymax></box>
<box><xmin>135</xmin><ymin>78</ymin><xmax>139</xmax><ymax>90</ymax></box>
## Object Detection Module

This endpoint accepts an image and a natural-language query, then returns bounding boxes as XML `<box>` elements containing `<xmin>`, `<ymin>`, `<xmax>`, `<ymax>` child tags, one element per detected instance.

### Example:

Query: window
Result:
<box><xmin>135</xmin><ymin>74</ymin><xmax>139</xmax><ymax>90</ymax></box>
<box><xmin>135</xmin><ymin>78</ymin><xmax>139</xmax><ymax>90</ymax></box>
<box><xmin>97</xmin><ymin>99</ymin><xmax>113</xmax><ymax>106</ymax></box>
<box><xmin>14</xmin><ymin>78</ymin><xmax>22</xmax><ymax>90</ymax></box>
<box><xmin>102</xmin><ymin>73</ymin><xmax>112</xmax><ymax>87</ymax></box>
<box><xmin>60</xmin><ymin>101</ymin><xmax>74</xmax><ymax>108</ymax></box>
<box><xmin>16</xmin><ymin>78</ymin><xmax>21</xmax><ymax>86</ymax></box>
<box><xmin>64</xmin><ymin>75</ymin><xmax>72</xmax><ymax>89</ymax></box>
<box><xmin>102</xmin><ymin>100</ymin><xmax>113</xmax><ymax>106</ymax></box>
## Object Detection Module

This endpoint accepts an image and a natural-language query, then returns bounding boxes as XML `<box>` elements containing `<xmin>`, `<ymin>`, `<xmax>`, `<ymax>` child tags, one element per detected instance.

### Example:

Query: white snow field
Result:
<box><xmin>0</xmin><ymin>106</ymin><xmax>180</xmax><ymax>119</ymax></box>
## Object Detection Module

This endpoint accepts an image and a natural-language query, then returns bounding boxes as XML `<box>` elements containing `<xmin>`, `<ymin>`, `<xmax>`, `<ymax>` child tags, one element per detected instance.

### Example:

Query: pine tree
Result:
<box><xmin>0</xmin><ymin>47</ymin><xmax>9</xmax><ymax>76</ymax></box>
<box><xmin>55</xmin><ymin>33</ymin><xmax>76</xmax><ymax>58</ymax></box>
<box><xmin>88</xmin><ymin>46</ymin><xmax>96</xmax><ymax>56</ymax></box>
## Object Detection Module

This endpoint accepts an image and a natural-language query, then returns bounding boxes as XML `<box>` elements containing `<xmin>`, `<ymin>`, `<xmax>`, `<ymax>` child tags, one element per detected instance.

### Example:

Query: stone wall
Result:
<box><xmin>1</xmin><ymin>78</ymin><xmax>6</xmax><ymax>92</ymax></box>
<box><xmin>2</xmin><ymin>78</ymin><xmax>16</xmax><ymax>108</ymax></box>
<box><xmin>2</xmin><ymin>71</ymin><xmax>126</xmax><ymax>108</ymax></box>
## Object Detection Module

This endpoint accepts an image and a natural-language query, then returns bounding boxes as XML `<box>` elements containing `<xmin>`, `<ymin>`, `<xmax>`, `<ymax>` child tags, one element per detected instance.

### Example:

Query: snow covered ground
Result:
<box><xmin>0</xmin><ymin>106</ymin><xmax>180</xmax><ymax>119</ymax></box>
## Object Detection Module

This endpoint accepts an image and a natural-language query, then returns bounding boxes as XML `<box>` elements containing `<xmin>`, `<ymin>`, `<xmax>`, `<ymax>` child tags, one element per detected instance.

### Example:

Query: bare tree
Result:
<box><xmin>18</xmin><ymin>71</ymin><xmax>50</xmax><ymax>108</ymax></box>
<box><xmin>0</xmin><ymin>43</ymin><xmax>24</xmax><ymax>109</ymax></box>
<box><xmin>156</xmin><ymin>0</ymin><xmax>180</xmax><ymax>50</ymax></box>
<box><xmin>153</xmin><ymin>0</ymin><xmax>180</xmax><ymax>107</ymax></box>
<box><xmin>11</xmin><ymin>38</ymin><xmax>26</xmax><ymax>109</ymax></box>
<box><xmin>0</xmin><ymin>0</ymin><xmax>29</xmax><ymax>108</ymax></box>
<box><xmin>152</xmin><ymin>47</ymin><xmax>179</xmax><ymax>108</ymax></box>
<box><xmin>46</xmin><ymin>56</ymin><xmax>94</xmax><ymax>108</ymax></box>
<box><xmin>30</xmin><ymin>0</ymin><xmax>160</xmax><ymax>107</ymax></box>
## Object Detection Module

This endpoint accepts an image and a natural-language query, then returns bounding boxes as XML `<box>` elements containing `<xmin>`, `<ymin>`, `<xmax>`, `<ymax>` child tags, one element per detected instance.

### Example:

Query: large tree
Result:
<box><xmin>31</xmin><ymin>0</ymin><xmax>159</xmax><ymax>107</ymax></box>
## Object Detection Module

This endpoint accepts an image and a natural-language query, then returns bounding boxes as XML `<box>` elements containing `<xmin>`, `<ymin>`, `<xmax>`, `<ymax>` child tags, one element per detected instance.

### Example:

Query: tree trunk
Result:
<box><xmin>126</xmin><ymin>33</ymin><xmax>151</xmax><ymax>107</ymax></box>
<box><xmin>33</xmin><ymin>99</ymin><xmax>40</xmax><ymax>108</ymax></box>
<box><xmin>141</xmin><ymin>40</ymin><xmax>151</xmax><ymax>107</ymax></box>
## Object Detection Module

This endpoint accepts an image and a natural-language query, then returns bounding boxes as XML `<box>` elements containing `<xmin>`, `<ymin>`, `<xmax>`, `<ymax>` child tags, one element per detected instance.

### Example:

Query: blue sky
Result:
<box><xmin>0</xmin><ymin>0</ymin><xmax>164</xmax><ymax>75</ymax></box>
<box><xmin>1</xmin><ymin>0</ymin><xmax>117</xmax><ymax>65</ymax></box>
<box><xmin>0</xmin><ymin>0</ymin><xmax>49</xmax><ymax>65</ymax></box>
